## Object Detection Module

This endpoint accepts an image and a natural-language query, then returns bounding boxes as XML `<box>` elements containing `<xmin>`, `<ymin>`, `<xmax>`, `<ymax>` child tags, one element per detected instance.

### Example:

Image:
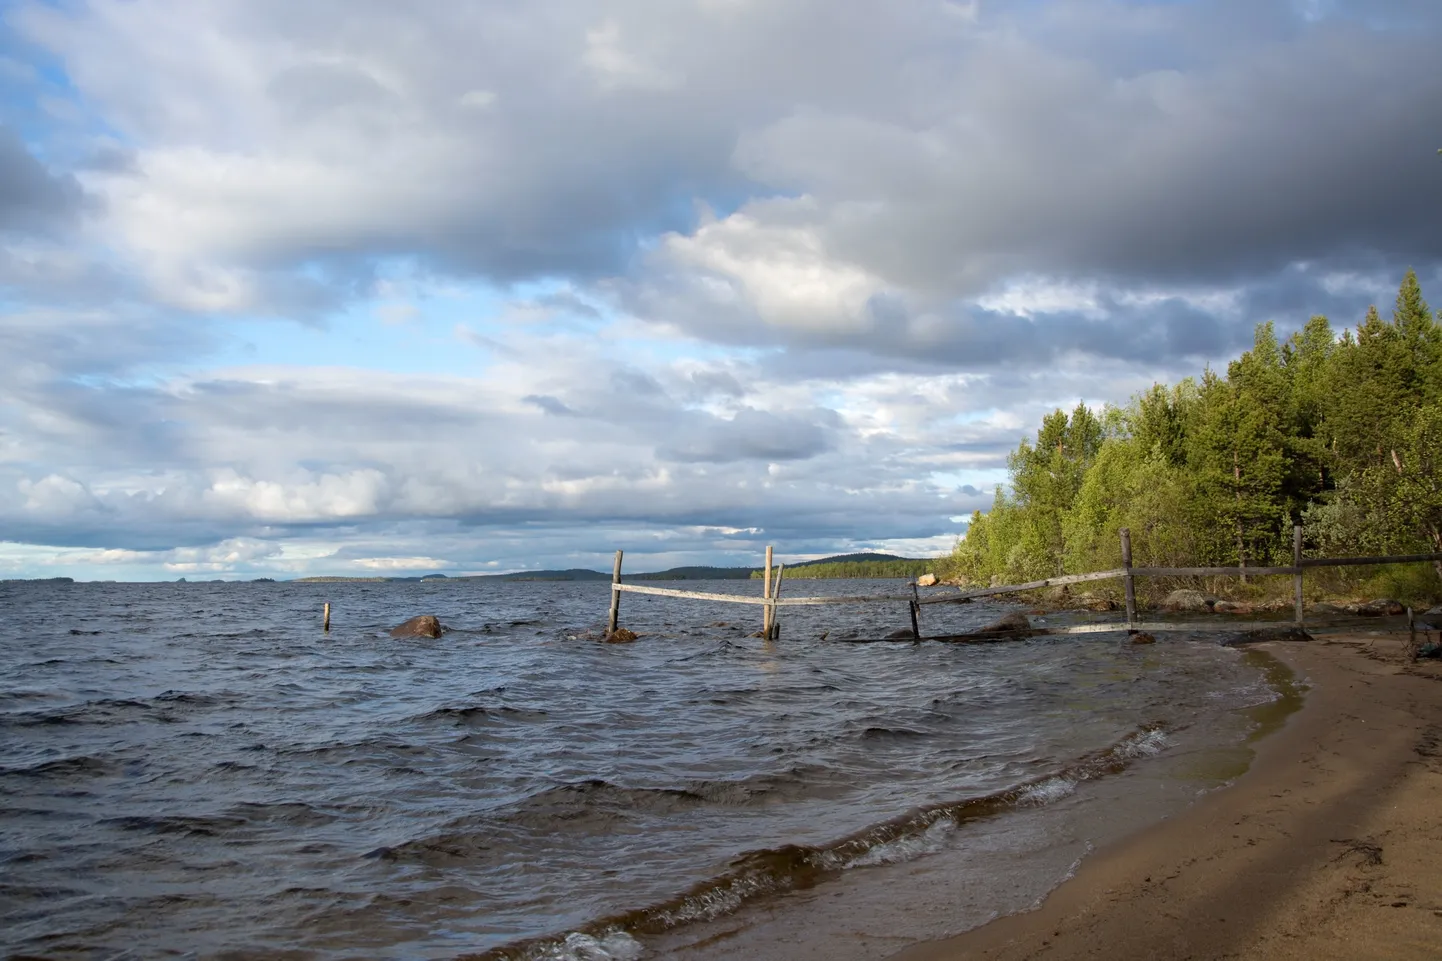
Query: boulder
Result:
<box><xmin>1309</xmin><ymin>599</ymin><xmax>1405</xmax><ymax>617</ymax></box>
<box><xmin>916</xmin><ymin>573</ymin><xmax>939</xmax><ymax>587</ymax></box>
<box><xmin>974</xmin><ymin>611</ymin><xmax>1032</xmax><ymax>634</ymax></box>
<box><xmin>1212</xmin><ymin>600</ymin><xmax>1254</xmax><ymax>615</ymax></box>
<box><xmin>1161</xmin><ymin>589</ymin><xmax>1216</xmax><ymax>613</ymax></box>
<box><xmin>1236</xmin><ymin>627</ymin><xmax>1312</xmax><ymax>644</ymax></box>
<box><xmin>390</xmin><ymin>615</ymin><xmax>444</xmax><ymax>638</ymax></box>
<box><xmin>1074</xmin><ymin>593</ymin><xmax>1117</xmax><ymax>612</ymax></box>
<box><xmin>603</xmin><ymin>628</ymin><xmax>638</xmax><ymax>644</ymax></box>
<box><xmin>1130</xmin><ymin>632</ymin><xmax>1156</xmax><ymax>644</ymax></box>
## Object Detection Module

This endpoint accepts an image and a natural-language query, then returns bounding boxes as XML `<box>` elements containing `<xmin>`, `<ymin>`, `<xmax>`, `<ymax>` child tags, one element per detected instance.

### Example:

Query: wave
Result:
<box><xmin>100</xmin><ymin>813</ymin><xmax>249</xmax><ymax>837</ymax></box>
<box><xmin>468</xmin><ymin>725</ymin><xmax>1172</xmax><ymax>960</ymax></box>
<box><xmin>415</xmin><ymin>704</ymin><xmax>550</xmax><ymax>725</ymax></box>
<box><xmin>0</xmin><ymin>754</ymin><xmax>119</xmax><ymax>780</ymax></box>
<box><xmin>0</xmin><ymin>691</ymin><xmax>232</xmax><ymax>729</ymax></box>
<box><xmin>370</xmin><ymin>766</ymin><xmax>850</xmax><ymax>867</ymax></box>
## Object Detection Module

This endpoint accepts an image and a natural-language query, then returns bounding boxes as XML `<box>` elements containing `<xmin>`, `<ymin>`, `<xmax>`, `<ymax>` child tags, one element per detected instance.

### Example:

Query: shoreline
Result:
<box><xmin>888</xmin><ymin>633</ymin><xmax>1442</xmax><ymax>960</ymax></box>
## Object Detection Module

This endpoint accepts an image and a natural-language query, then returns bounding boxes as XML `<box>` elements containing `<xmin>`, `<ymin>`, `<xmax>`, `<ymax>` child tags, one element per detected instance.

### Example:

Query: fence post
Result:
<box><xmin>1120</xmin><ymin>528</ymin><xmax>1137</xmax><ymax>628</ymax></box>
<box><xmin>607</xmin><ymin>550</ymin><xmax>624</xmax><ymax>635</ymax></box>
<box><xmin>323</xmin><ymin>601</ymin><xmax>331</xmax><ymax>633</ymax></box>
<box><xmin>1293</xmin><ymin>525</ymin><xmax>1304</xmax><ymax>629</ymax></box>
<box><xmin>762</xmin><ymin>545</ymin><xmax>774</xmax><ymax>637</ymax></box>
<box><xmin>910</xmin><ymin>581</ymin><xmax>921</xmax><ymax>640</ymax></box>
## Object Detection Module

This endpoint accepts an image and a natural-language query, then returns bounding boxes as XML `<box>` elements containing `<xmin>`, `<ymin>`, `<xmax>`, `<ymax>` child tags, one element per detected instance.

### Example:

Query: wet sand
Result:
<box><xmin>891</xmin><ymin>632</ymin><xmax>1442</xmax><ymax>961</ymax></box>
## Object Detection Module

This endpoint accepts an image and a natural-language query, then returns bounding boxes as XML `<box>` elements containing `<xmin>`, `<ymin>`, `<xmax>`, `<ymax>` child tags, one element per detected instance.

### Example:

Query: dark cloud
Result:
<box><xmin>524</xmin><ymin>394</ymin><xmax>580</xmax><ymax>417</ymax></box>
<box><xmin>657</xmin><ymin>408</ymin><xmax>837</xmax><ymax>463</ymax></box>
<box><xmin>0</xmin><ymin>125</ymin><xmax>86</xmax><ymax>234</ymax></box>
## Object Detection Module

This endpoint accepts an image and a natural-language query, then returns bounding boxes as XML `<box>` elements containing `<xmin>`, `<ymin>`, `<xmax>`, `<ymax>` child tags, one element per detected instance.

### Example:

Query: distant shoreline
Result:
<box><xmin>1</xmin><ymin>552</ymin><xmax>941</xmax><ymax>585</ymax></box>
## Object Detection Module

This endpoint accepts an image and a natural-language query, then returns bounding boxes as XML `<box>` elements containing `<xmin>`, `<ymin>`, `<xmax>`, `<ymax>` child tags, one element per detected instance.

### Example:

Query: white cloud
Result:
<box><xmin>583</xmin><ymin>19</ymin><xmax>675</xmax><ymax>90</ymax></box>
<box><xmin>661</xmin><ymin>200</ymin><xmax>887</xmax><ymax>332</ymax></box>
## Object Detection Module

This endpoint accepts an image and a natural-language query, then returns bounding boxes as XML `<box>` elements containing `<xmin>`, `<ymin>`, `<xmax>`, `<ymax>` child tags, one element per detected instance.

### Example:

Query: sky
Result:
<box><xmin>2</xmin><ymin>0</ymin><xmax>1440</xmax><ymax>580</ymax></box>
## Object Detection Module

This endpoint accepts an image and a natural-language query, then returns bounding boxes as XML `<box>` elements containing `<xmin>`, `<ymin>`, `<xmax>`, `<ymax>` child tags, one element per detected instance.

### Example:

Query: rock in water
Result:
<box><xmin>916</xmin><ymin>573</ymin><xmax>938</xmax><ymax>587</ymax></box>
<box><xmin>1074</xmin><ymin>592</ymin><xmax>1117</xmax><ymax>612</ymax></box>
<box><xmin>886</xmin><ymin>628</ymin><xmax>917</xmax><ymax>639</ymax></box>
<box><xmin>1130</xmin><ymin>632</ymin><xmax>1156</xmax><ymax>644</ymax></box>
<box><xmin>1309</xmin><ymin>599</ymin><xmax>1405</xmax><ymax>617</ymax></box>
<box><xmin>603</xmin><ymin>628</ymin><xmax>639</xmax><ymax>644</ymax></box>
<box><xmin>390</xmin><ymin>615</ymin><xmax>444</xmax><ymax>638</ymax></box>
<box><xmin>1212</xmin><ymin>600</ymin><xmax>1254</xmax><ymax>615</ymax></box>
<box><xmin>1162</xmin><ymin>589</ymin><xmax>1216</xmax><ymax>612</ymax></box>
<box><xmin>974</xmin><ymin>611</ymin><xmax>1032</xmax><ymax>634</ymax></box>
<box><xmin>1237</xmin><ymin>627</ymin><xmax>1312</xmax><ymax>643</ymax></box>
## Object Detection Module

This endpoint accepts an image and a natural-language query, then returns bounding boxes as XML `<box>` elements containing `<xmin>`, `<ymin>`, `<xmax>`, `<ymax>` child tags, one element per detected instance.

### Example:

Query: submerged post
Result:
<box><xmin>323</xmin><ymin>601</ymin><xmax>331</xmax><ymax>633</ymax></box>
<box><xmin>1293</xmin><ymin>525</ymin><xmax>1305</xmax><ymax>628</ymax></box>
<box><xmin>910</xmin><ymin>581</ymin><xmax>921</xmax><ymax>640</ymax></box>
<box><xmin>762</xmin><ymin>545</ymin><xmax>774</xmax><ymax>637</ymax></box>
<box><xmin>607</xmin><ymin>550</ymin><xmax>624</xmax><ymax>635</ymax></box>
<box><xmin>1120</xmin><ymin>528</ymin><xmax>1137</xmax><ymax>628</ymax></box>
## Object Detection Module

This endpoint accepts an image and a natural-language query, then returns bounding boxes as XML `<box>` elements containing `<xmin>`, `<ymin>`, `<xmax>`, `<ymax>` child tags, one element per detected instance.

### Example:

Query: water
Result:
<box><xmin>0</xmin><ymin>579</ymin><xmax>1293</xmax><ymax>960</ymax></box>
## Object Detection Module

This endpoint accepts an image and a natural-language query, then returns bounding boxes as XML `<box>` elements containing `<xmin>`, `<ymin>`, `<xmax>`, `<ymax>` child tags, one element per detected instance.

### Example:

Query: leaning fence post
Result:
<box><xmin>910</xmin><ymin>581</ymin><xmax>921</xmax><ymax>640</ymax></box>
<box><xmin>1293</xmin><ymin>525</ymin><xmax>1304</xmax><ymax>629</ymax></box>
<box><xmin>762</xmin><ymin>545</ymin><xmax>774</xmax><ymax>637</ymax></box>
<box><xmin>1120</xmin><ymin>528</ymin><xmax>1137</xmax><ymax>628</ymax></box>
<box><xmin>607</xmin><ymin>550</ymin><xmax>624</xmax><ymax>635</ymax></box>
<box><xmin>769</xmin><ymin>563</ymin><xmax>785</xmax><ymax>640</ymax></box>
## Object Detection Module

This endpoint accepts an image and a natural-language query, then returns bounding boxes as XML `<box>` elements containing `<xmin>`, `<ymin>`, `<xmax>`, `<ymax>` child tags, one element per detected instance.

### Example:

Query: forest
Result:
<box><xmin>945</xmin><ymin>271</ymin><xmax>1442</xmax><ymax>604</ymax></box>
<box><xmin>750</xmin><ymin>558</ymin><xmax>932</xmax><ymax>580</ymax></box>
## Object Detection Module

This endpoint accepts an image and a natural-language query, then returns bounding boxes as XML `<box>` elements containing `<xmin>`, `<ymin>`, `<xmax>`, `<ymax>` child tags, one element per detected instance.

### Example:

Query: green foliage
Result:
<box><xmin>748</xmin><ymin>559</ymin><xmax>931</xmax><ymax>580</ymax></box>
<box><xmin>949</xmin><ymin>273</ymin><xmax>1442</xmax><ymax>599</ymax></box>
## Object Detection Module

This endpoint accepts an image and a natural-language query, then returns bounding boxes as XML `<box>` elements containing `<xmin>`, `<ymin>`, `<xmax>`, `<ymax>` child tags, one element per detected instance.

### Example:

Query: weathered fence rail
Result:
<box><xmin>601</xmin><ymin>527</ymin><xmax>1442</xmax><ymax>641</ymax></box>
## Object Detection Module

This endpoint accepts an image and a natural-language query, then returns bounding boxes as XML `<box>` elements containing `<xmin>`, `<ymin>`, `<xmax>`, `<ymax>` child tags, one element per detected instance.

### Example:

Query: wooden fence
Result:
<box><xmin>603</xmin><ymin>526</ymin><xmax>1442</xmax><ymax>643</ymax></box>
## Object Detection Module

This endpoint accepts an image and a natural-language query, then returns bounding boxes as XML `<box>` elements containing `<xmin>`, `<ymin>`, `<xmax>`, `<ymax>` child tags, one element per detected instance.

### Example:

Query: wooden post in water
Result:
<box><xmin>769</xmin><ymin>563</ymin><xmax>785</xmax><ymax>640</ymax></box>
<box><xmin>323</xmin><ymin>602</ymin><xmax>331</xmax><ymax>633</ymax></box>
<box><xmin>607</xmin><ymin>550</ymin><xmax>624</xmax><ymax>635</ymax></box>
<box><xmin>1293</xmin><ymin>525</ymin><xmax>1305</xmax><ymax>629</ymax></box>
<box><xmin>910</xmin><ymin>581</ymin><xmax>921</xmax><ymax>640</ymax></box>
<box><xmin>1120</xmin><ymin>528</ymin><xmax>1137</xmax><ymax>629</ymax></box>
<box><xmin>762</xmin><ymin>545</ymin><xmax>774</xmax><ymax>637</ymax></box>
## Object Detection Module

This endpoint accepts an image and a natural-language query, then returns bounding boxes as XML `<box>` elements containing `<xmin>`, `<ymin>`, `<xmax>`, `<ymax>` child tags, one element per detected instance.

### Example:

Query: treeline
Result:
<box><xmin>749</xmin><ymin>559</ymin><xmax>931</xmax><ymax>580</ymax></box>
<box><xmin>947</xmin><ymin>271</ymin><xmax>1442</xmax><ymax>600</ymax></box>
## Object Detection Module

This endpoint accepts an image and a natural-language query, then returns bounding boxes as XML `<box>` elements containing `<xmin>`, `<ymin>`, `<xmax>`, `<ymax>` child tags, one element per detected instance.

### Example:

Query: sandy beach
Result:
<box><xmin>890</xmin><ymin>632</ymin><xmax>1442</xmax><ymax>961</ymax></box>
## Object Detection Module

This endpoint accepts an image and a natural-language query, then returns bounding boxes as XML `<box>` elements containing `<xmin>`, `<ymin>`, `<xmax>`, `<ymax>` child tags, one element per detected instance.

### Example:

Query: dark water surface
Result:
<box><xmin>0</xmin><ymin>579</ymin><xmax>1292</xmax><ymax>960</ymax></box>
